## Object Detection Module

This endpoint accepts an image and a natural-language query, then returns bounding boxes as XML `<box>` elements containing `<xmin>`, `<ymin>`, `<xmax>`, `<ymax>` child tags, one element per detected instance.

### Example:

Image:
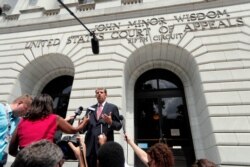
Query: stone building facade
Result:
<box><xmin>0</xmin><ymin>0</ymin><xmax>250</xmax><ymax>166</ymax></box>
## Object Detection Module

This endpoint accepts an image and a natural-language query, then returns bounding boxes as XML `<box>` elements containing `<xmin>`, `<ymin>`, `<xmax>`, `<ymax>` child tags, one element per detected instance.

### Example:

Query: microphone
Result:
<box><xmin>69</xmin><ymin>106</ymin><xmax>83</xmax><ymax>125</ymax></box>
<box><xmin>119</xmin><ymin>115</ymin><xmax>126</xmax><ymax>134</ymax></box>
<box><xmin>75</xmin><ymin>106</ymin><xmax>83</xmax><ymax>116</ymax></box>
<box><xmin>91</xmin><ymin>34</ymin><xmax>99</xmax><ymax>54</ymax></box>
<box><xmin>98</xmin><ymin>118</ymin><xmax>106</xmax><ymax>126</ymax></box>
<box><xmin>87</xmin><ymin>106</ymin><xmax>95</xmax><ymax>112</ymax></box>
<box><xmin>57</xmin><ymin>0</ymin><xmax>100</xmax><ymax>54</ymax></box>
<box><xmin>98</xmin><ymin>118</ymin><xmax>106</xmax><ymax>134</ymax></box>
<box><xmin>86</xmin><ymin>106</ymin><xmax>95</xmax><ymax>117</ymax></box>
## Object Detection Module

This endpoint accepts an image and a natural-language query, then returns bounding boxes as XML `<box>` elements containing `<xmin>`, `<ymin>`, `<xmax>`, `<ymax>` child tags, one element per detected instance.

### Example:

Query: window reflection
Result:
<box><xmin>159</xmin><ymin>79</ymin><xmax>177</xmax><ymax>89</ymax></box>
<box><xmin>137</xmin><ymin>98</ymin><xmax>160</xmax><ymax>139</ymax></box>
<box><xmin>162</xmin><ymin>97</ymin><xmax>183</xmax><ymax>119</ymax></box>
<box><xmin>143</xmin><ymin>80</ymin><xmax>157</xmax><ymax>90</ymax></box>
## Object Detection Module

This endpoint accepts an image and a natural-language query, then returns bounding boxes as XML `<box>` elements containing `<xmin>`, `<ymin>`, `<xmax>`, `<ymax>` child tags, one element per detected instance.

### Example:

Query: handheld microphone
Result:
<box><xmin>75</xmin><ymin>106</ymin><xmax>83</xmax><ymax>116</ymax></box>
<box><xmin>119</xmin><ymin>115</ymin><xmax>129</xmax><ymax>164</ymax></box>
<box><xmin>69</xmin><ymin>106</ymin><xmax>83</xmax><ymax>125</ymax></box>
<box><xmin>119</xmin><ymin>115</ymin><xmax>126</xmax><ymax>134</ymax></box>
<box><xmin>87</xmin><ymin>107</ymin><xmax>95</xmax><ymax>111</ymax></box>
<box><xmin>91</xmin><ymin>34</ymin><xmax>99</xmax><ymax>54</ymax></box>
<box><xmin>99</xmin><ymin>118</ymin><xmax>106</xmax><ymax>134</ymax></box>
<box><xmin>98</xmin><ymin>119</ymin><xmax>105</xmax><ymax>126</ymax></box>
<box><xmin>86</xmin><ymin>106</ymin><xmax>95</xmax><ymax>117</ymax></box>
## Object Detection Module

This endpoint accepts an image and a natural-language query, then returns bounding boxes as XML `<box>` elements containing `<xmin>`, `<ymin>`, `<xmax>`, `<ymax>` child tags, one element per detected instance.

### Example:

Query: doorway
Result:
<box><xmin>134</xmin><ymin>69</ymin><xmax>195</xmax><ymax>167</ymax></box>
<box><xmin>41</xmin><ymin>75</ymin><xmax>73</xmax><ymax>118</ymax></box>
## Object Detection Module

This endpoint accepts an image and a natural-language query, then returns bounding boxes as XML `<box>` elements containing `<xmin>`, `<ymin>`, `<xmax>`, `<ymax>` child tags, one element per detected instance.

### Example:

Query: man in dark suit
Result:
<box><xmin>81</xmin><ymin>87</ymin><xmax>122</xmax><ymax>167</ymax></box>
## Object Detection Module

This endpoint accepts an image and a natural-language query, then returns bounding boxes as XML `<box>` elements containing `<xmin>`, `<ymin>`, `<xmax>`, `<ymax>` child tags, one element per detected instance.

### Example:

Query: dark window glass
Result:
<box><xmin>42</xmin><ymin>75</ymin><xmax>73</xmax><ymax>118</ymax></box>
<box><xmin>135</xmin><ymin>69</ymin><xmax>182</xmax><ymax>91</ymax></box>
<box><xmin>134</xmin><ymin>69</ymin><xmax>195</xmax><ymax>167</ymax></box>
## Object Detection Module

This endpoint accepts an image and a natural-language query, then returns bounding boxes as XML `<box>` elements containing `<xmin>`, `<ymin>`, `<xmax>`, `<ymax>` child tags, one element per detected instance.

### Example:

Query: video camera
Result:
<box><xmin>57</xmin><ymin>134</ymin><xmax>79</xmax><ymax>160</ymax></box>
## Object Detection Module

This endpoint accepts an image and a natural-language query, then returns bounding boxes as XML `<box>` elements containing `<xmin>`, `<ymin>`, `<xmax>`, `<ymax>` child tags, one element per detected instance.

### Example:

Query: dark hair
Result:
<box><xmin>11</xmin><ymin>139</ymin><xmax>63</xmax><ymax>167</ymax></box>
<box><xmin>25</xmin><ymin>94</ymin><xmax>54</xmax><ymax>121</ymax></box>
<box><xmin>192</xmin><ymin>159</ymin><xmax>216</xmax><ymax>167</ymax></box>
<box><xmin>147</xmin><ymin>143</ymin><xmax>174</xmax><ymax>167</ymax></box>
<box><xmin>97</xmin><ymin>141</ymin><xmax>125</xmax><ymax>167</ymax></box>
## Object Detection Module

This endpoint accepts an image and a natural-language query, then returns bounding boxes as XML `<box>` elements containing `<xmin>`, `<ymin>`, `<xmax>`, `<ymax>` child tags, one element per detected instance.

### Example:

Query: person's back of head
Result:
<box><xmin>97</xmin><ymin>141</ymin><xmax>125</xmax><ymax>167</ymax></box>
<box><xmin>192</xmin><ymin>159</ymin><xmax>216</xmax><ymax>167</ymax></box>
<box><xmin>26</xmin><ymin>94</ymin><xmax>53</xmax><ymax>120</ymax></box>
<box><xmin>147</xmin><ymin>143</ymin><xmax>175</xmax><ymax>167</ymax></box>
<box><xmin>11</xmin><ymin>139</ymin><xmax>63</xmax><ymax>167</ymax></box>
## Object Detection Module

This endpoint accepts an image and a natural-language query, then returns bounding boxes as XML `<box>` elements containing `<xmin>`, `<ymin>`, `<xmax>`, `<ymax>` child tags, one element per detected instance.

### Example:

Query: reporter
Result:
<box><xmin>124</xmin><ymin>134</ymin><xmax>174</xmax><ymax>167</ymax></box>
<box><xmin>69</xmin><ymin>133</ymin><xmax>128</xmax><ymax>167</ymax></box>
<box><xmin>8</xmin><ymin>94</ymin><xmax>89</xmax><ymax>156</ymax></box>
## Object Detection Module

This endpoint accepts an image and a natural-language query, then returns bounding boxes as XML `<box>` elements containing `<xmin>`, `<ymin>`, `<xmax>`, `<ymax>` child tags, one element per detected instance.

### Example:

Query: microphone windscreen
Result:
<box><xmin>75</xmin><ymin>106</ymin><xmax>83</xmax><ymax>115</ymax></box>
<box><xmin>99</xmin><ymin>119</ymin><xmax>105</xmax><ymax>125</ymax></box>
<box><xmin>87</xmin><ymin>107</ymin><xmax>95</xmax><ymax>112</ymax></box>
<box><xmin>119</xmin><ymin>115</ymin><xmax>126</xmax><ymax>133</ymax></box>
<box><xmin>119</xmin><ymin>115</ymin><xmax>124</xmax><ymax>121</ymax></box>
<box><xmin>91</xmin><ymin>36</ymin><xmax>99</xmax><ymax>54</ymax></box>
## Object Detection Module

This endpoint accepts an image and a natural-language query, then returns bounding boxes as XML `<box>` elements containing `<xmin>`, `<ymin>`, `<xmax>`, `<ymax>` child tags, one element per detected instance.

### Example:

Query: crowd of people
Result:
<box><xmin>0</xmin><ymin>87</ymin><xmax>216</xmax><ymax>167</ymax></box>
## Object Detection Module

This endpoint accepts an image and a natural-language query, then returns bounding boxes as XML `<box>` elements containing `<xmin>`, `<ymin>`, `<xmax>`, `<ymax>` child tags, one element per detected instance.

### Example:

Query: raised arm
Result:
<box><xmin>124</xmin><ymin>134</ymin><xmax>149</xmax><ymax>166</ymax></box>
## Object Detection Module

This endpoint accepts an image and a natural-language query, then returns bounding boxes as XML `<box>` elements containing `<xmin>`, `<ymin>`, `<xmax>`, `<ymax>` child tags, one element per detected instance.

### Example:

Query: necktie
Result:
<box><xmin>97</xmin><ymin>104</ymin><xmax>103</xmax><ymax>120</ymax></box>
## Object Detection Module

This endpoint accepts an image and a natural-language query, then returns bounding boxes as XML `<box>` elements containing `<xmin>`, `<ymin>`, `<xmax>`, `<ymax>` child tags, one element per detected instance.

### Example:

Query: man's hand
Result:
<box><xmin>102</xmin><ymin>112</ymin><xmax>112</xmax><ymax>125</ymax></box>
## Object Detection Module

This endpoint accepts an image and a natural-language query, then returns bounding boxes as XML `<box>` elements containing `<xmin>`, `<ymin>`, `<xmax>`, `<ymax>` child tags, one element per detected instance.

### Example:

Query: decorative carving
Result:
<box><xmin>121</xmin><ymin>0</ymin><xmax>143</xmax><ymax>5</ymax></box>
<box><xmin>43</xmin><ymin>9</ymin><xmax>60</xmax><ymax>16</ymax></box>
<box><xmin>5</xmin><ymin>14</ymin><xmax>19</xmax><ymax>21</ymax></box>
<box><xmin>77</xmin><ymin>2</ymin><xmax>95</xmax><ymax>11</ymax></box>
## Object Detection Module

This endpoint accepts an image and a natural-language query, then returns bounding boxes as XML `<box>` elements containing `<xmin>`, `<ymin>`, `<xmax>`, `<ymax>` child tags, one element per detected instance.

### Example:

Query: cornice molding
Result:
<box><xmin>0</xmin><ymin>0</ymin><xmax>249</xmax><ymax>34</ymax></box>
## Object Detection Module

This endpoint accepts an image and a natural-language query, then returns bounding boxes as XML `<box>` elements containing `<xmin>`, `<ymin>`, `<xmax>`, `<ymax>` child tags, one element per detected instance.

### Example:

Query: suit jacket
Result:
<box><xmin>81</xmin><ymin>102</ymin><xmax>122</xmax><ymax>156</ymax></box>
